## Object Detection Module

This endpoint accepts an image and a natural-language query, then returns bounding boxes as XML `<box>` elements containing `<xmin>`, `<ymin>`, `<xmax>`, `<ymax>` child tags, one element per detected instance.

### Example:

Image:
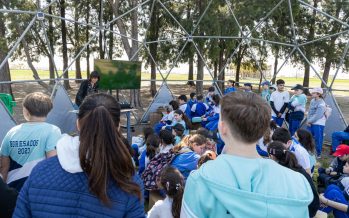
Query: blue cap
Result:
<box><xmin>261</xmin><ymin>81</ymin><xmax>271</xmax><ymax>86</ymax></box>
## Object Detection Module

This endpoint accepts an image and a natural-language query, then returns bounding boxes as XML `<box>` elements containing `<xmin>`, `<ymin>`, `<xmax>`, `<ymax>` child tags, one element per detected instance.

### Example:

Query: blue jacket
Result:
<box><xmin>192</xmin><ymin>102</ymin><xmax>208</xmax><ymax>117</ymax></box>
<box><xmin>13</xmin><ymin>157</ymin><xmax>145</xmax><ymax>218</ymax></box>
<box><xmin>171</xmin><ymin>148</ymin><xmax>200</xmax><ymax>180</ymax></box>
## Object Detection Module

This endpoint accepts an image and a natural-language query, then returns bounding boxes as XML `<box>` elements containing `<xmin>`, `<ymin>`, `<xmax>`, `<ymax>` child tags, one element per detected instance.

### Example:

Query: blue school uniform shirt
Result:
<box><xmin>191</xmin><ymin>102</ymin><xmax>209</xmax><ymax>117</ymax></box>
<box><xmin>188</xmin><ymin>99</ymin><xmax>197</xmax><ymax>110</ymax></box>
<box><xmin>0</xmin><ymin>122</ymin><xmax>61</xmax><ymax>190</ymax></box>
<box><xmin>224</xmin><ymin>87</ymin><xmax>236</xmax><ymax>95</ymax></box>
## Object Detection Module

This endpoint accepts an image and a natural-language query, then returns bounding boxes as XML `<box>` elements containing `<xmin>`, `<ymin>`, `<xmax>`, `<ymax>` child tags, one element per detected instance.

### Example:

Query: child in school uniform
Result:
<box><xmin>202</xmin><ymin>94</ymin><xmax>220</xmax><ymax>131</ymax></box>
<box><xmin>243</xmin><ymin>83</ymin><xmax>253</xmax><ymax>93</ymax></box>
<box><xmin>307</xmin><ymin>87</ymin><xmax>327</xmax><ymax>158</ymax></box>
<box><xmin>224</xmin><ymin>80</ymin><xmax>237</xmax><ymax>95</ymax></box>
<box><xmin>138</xmin><ymin>134</ymin><xmax>160</xmax><ymax>176</ymax></box>
<box><xmin>288</xmin><ymin>84</ymin><xmax>307</xmax><ymax>136</ymax></box>
<box><xmin>188</xmin><ymin>93</ymin><xmax>197</xmax><ymax>110</ymax></box>
<box><xmin>147</xmin><ymin>166</ymin><xmax>184</xmax><ymax>218</ymax></box>
<box><xmin>0</xmin><ymin>92</ymin><xmax>61</xmax><ymax>191</ymax></box>
<box><xmin>191</xmin><ymin>95</ymin><xmax>209</xmax><ymax>121</ymax></box>
<box><xmin>154</xmin><ymin>100</ymin><xmax>179</xmax><ymax>135</ymax></box>
<box><xmin>162</xmin><ymin>110</ymin><xmax>190</xmax><ymax>136</ymax></box>
<box><xmin>178</xmin><ymin>95</ymin><xmax>192</xmax><ymax>120</ymax></box>
<box><xmin>205</xmin><ymin>86</ymin><xmax>216</xmax><ymax>107</ymax></box>
<box><xmin>261</xmin><ymin>81</ymin><xmax>271</xmax><ymax>102</ymax></box>
<box><xmin>172</xmin><ymin>124</ymin><xmax>185</xmax><ymax>146</ymax></box>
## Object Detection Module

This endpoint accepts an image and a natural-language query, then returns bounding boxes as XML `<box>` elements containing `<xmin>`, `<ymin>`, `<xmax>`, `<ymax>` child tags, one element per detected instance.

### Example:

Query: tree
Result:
<box><xmin>60</xmin><ymin>0</ymin><xmax>71</xmax><ymax>89</ymax></box>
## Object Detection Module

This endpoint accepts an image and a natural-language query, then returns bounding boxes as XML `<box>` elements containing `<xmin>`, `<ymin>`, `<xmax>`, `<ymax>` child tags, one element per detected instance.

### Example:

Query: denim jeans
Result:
<box><xmin>272</xmin><ymin>116</ymin><xmax>284</xmax><ymax>127</ymax></box>
<box><xmin>308</xmin><ymin>124</ymin><xmax>325</xmax><ymax>155</ymax></box>
<box><xmin>320</xmin><ymin>184</ymin><xmax>349</xmax><ymax>218</ymax></box>
<box><xmin>332</xmin><ymin>131</ymin><xmax>349</xmax><ymax>151</ymax></box>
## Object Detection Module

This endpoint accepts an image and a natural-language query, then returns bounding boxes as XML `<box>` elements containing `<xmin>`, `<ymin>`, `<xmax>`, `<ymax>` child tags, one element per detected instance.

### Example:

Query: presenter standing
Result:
<box><xmin>75</xmin><ymin>71</ymin><xmax>100</xmax><ymax>107</ymax></box>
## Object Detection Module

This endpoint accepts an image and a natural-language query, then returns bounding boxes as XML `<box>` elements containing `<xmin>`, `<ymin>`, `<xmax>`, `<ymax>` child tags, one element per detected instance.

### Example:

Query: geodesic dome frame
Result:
<box><xmin>0</xmin><ymin>0</ymin><xmax>348</xmax><ymax>142</ymax></box>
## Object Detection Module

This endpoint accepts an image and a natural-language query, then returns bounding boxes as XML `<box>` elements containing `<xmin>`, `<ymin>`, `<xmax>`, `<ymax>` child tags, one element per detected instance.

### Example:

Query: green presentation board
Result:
<box><xmin>94</xmin><ymin>59</ymin><xmax>142</xmax><ymax>90</ymax></box>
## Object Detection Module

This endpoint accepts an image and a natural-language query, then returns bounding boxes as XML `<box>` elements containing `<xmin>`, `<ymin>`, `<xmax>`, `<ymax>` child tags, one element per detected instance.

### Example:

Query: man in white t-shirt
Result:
<box><xmin>270</xmin><ymin>79</ymin><xmax>290</xmax><ymax>127</ymax></box>
<box><xmin>272</xmin><ymin>127</ymin><xmax>311</xmax><ymax>175</ymax></box>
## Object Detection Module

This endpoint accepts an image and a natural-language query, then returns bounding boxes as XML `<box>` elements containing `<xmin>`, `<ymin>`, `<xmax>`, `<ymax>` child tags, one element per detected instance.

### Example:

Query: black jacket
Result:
<box><xmin>75</xmin><ymin>80</ymin><xmax>99</xmax><ymax>106</ymax></box>
<box><xmin>345</xmin><ymin>125</ymin><xmax>349</xmax><ymax>133</ymax></box>
<box><xmin>0</xmin><ymin>177</ymin><xmax>18</xmax><ymax>218</ymax></box>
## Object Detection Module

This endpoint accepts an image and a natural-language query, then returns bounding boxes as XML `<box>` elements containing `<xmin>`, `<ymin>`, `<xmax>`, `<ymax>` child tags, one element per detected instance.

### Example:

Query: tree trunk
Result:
<box><xmin>187</xmin><ymin>55</ymin><xmax>195</xmax><ymax>86</ymax></box>
<box><xmin>108</xmin><ymin>12</ymin><xmax>114</xmax><ymax>59</ymax></box>
<box><xmin>303</xmin><ymin>0</ymin><xmax>318</xmax><ymax>92</ymax></box>
<box><xmin>74</xmin><ymin>1</ymin><xmax>82</xmax><ymax>83</ymax></box>
<box><xmin>196</xmin><ymin>53</ymin><xmax>204</xmax><ymax>95</ymax></box>
<box><xmin>213</xmin><ymin>61</ymin><xmax>218</xmax><ymax>80</ymax></box>
<box><xmin>85</xmin><ymin>0</ymin><xmax>91</xmax><ymax>77</ymax></box>
<box><xmin>271</xmin><ymin>47</ymin><xmax>279</xmax><ymax>84</ymax></box>
<box><xmin>148</xmin><ymin>5</ymin><xmax>159</xmax><ymax>97</ymax></box>
<box><xmin>0</xmin><ymin>11</ymin><xmax>13</xmax><ymax>96</ymax></box>
<box><xmin>150</xmin><ymin>60</ymin><xmax>157</xmax><ymax>97</ymax></box>
<box><xmin>235</xmin><ymin>57</ymin><xmax>242</xmax><ymax>86</ymax></box>
<box><xmin>48</xmin><ymin>2</ymin><xmax>55</xmax><ymax>85</ymax></box>
<box><xmin>99</xmin><ymin>0</ymin><xmax>105</xmax><ymax>59</ymax></box>
<box><xmin>60</xmin><ymin>0</ymin><xmax>71</xmax><ymax>89</ymax></box>
<box><xmin>322</xmin><ymin>57</ymin><xmax>331</xmax><ymax>88</ymax></box>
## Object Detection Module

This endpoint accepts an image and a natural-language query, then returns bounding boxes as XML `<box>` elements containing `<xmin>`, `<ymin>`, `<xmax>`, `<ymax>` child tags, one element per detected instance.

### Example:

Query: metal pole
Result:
<box><xmin>0</xmin><ymin>16</ymin><xmax>36</xmax><ymax>71</ymax></box>
<box><xmin>287</xmin><ymin>0</ymin><xmax>298</xmax><ymax>44</ymax></box>
<box><xmin>0</xmin><ymin>9</ymin><xmax>37</xmax><ymax>15</ymax></box>
<box><xmin>300</xmin><ymin>30</ymin><xmax>349</xmax><ymax>47</ymax></box>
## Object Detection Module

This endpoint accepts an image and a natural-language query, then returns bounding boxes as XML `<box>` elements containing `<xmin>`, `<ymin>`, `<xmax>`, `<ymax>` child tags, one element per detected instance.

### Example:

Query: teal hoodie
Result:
<box><xmin>181</xmin><ymin>154</ymin><xmax>313</xmax><ymax>218</ymax></box>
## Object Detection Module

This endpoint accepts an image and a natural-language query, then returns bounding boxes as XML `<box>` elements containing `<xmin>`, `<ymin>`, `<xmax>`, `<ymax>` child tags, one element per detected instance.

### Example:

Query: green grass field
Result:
<box><xmin>8</xmin><ymin>69</ymin><xmax>349</xmax><ymax>92</ymax></box>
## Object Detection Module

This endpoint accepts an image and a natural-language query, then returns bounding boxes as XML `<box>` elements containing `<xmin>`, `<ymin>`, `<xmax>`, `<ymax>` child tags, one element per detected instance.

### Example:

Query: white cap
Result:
<box><xmin>310</xmin><ymin>87</ymin><xmax>323</xmax><ymax>94</ymax></box>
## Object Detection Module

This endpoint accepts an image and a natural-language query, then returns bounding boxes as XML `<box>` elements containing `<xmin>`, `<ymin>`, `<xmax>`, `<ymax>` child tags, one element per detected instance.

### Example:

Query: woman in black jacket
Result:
<box><xmin>0</xmin><ymin>176</ymin><xmax>18</xmax><ymax>218</ymax></box>
<box><xmin>75</xmin><ymin>71</ymin><xmax>100</xmax><ymax>106</ymax></box>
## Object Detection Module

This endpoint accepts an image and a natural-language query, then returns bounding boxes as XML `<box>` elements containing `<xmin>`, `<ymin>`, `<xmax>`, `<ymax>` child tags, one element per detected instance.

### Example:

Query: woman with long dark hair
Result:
<box><xmin>75</xmin><ymin>71</ymin><xmax>100</xmax><ymax>106</ymax></box>
<box><xmin>14</xmin><ymin>93</ymin><xmax>144</xmax><ymax>217</ymax></box>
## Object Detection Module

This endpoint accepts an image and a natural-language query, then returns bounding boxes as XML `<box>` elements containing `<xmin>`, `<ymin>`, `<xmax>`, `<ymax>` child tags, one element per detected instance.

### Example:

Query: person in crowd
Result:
<box><xmin>205</xmin><ymin>86</ymin><xmax>216</xmax><ymax>106</ymax></box>
<box><xmin>75</xmin><ymin>71</ymin><xmax>100</xmax><ymax>107</ymax></box>
<box><xmin>319</xmin><ymin>161</ymin><xmax>349</xmax><ymax>218</ymax></box>
<box><xmin>270</xmin><ymin>79</ymin><xmax>290</xmax><ymax>127</ymax></box>
<box><xmin>272</xmin><ymin>127</ymin><xmax>311</xmax><ymax>175</ymax></box>
<box><xmin>147</xmin><ymin>166</ymin><xmax>184</xmax><ymax>218</ymax></box>
<box><xmin>132</xmin><ymin>127</ymin><xmax>155</xmax><ymax>166</ymax></box>
<box><xmin>154</xmin><ymin>100</ymin><xmax>179</xmax><ymax>134</ymax></box>
<box><xmin>197</xmin><ymin>150</ymin><xmax>217</xmax><ymax>168</ymax></box>
<box><xmin>256</xmin><ymin>126</ymin><xmax>273</xmax><ymax>158</ymax></box>
<box><xmin>224</xmin><ymin>80</ymin><xmax>237</xmax><ymax>95</ymax></box>
<box><xmin>171</xmin><ymin>134</ymin><xmax>206</xmax><ymax>179</ymax></box>
<box><xmin>318</xmin><ymin>144</ymin><xmax>349</xmax><ymax>189</ymax></box>
<box><xmin>295</xmin><ymin>129</ymin><xmax>316</xmax><ymax>174</ymax></box>
<box><xmin>267</xmin><ymin>141</ymin><xmax>319</xmax><ymax>218</ymax></box>
<box><xmin>243</xmin><ymin>83</ymin><xmax>253</xmax><ymax>93</ymax></box>
<box><xmin>162</xmin><ymin>110</ymin><xmax>190</xmax><ymax>135</ymax></box>
<box><xmin>195</xmin><ymin>127</ymin><xmax>217</xmax><ymax>154</ymax></box>
<box><xmin>191</xmin><ymin>95</ymin><xmax>209</xmax><ymax>120</ymax></box>
<box><xmin>159</xmin><ymin>129</ymin><xmax>175</xmax><ymax>154</ymax></box>
<box><xmin>202</xmin><ymin>94</ymin><xmax>220</xmax><ymax>131</ymax></box>
<box><xmin>332</xmin><ymin>125</ymin><xmax>349</xmax><ymax>153</ymax></box>
<box><xmin>188</xmin><ymin>93</ymin><xmax>197</xmax><ymax>110</ymax></box>
<box><xmin>138</xmin><ymin>134</ymin><xmax>160</xmax><ymax>176</ymax></box>
<box><xmin>0</xmin><ymin>176</ymin><xmax>18</xmax><ymax>218</ymax></box>
<box><xmin>172</xmin><ymin>123</ymin><xmax>185</xmax><ymax>146</ymax></box>
<box><xmin>181</xmin><ymin>92</ymin><xmax>313</xmax><ymax>217</ymax></box>
<box><xmin>288</xmin><ymin>84</ymin><xmax>307</xmax><ymax>136</ymax></box>
<box><xmin>0</xmin><ymin>92</ymin><xmax>61</xmax><ymax>191</ymax></box>
<box><xmin>13</xmin><ymin>93</ymin><xmax>144</xmax><ymax>217</ymax></box>
<box><xmin>261</xmin><ymin>81</ymin><xmax>271</xmax><ymax>102</ymax></box>
<box><xmin>178</xmin><ymin>95</ymin><xmax>191</xmax><ymax>119</ymax></box>
<box><xmin>307</xmin><ymin>87</ymin><xmax>327</xmax><ymax>158</ymax></box>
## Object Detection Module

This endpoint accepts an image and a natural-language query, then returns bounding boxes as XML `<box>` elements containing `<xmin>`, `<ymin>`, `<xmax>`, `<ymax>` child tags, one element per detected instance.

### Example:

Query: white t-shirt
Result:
<box><xmin>270</xmin><ymin>91</ymin><xmax>290</xmax><ymax>118</ymax></box>
<box><xmin>179</xmin><ymin>104</ymin><xmax>187</xmax><ymax>113</ymax></box>
<box><xmin>148</xmin><ymin>197</ymin><xmax>173</xmax><ymax>218</ymax></box>
<box><xmin>289</xmin><ymin>140</ymin><xmax>311</xmax><ymax>171</ymax></box>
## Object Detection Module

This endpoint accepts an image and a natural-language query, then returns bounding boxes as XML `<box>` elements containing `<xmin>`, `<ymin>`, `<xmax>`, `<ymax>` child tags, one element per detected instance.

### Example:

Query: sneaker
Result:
<box><xmin>317</xmin><ymin>155</ymin><xmax>322</xmax><ymax>159</ymax></box>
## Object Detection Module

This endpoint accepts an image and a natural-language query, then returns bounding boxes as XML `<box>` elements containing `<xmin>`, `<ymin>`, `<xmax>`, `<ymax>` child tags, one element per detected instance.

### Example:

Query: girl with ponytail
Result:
<box><xmin>13</xmin><ymin>93</ymin><xmax>144</xmax><ymax>217</ymax></box>
<box><xmin>268</xmin><ymin>141</ymin><xmax>319</xmax><ymax>218</ymax></box>
<box><xmin>148</xmin><ymin>166</ymin><xmax>184</xmax><ymax>218</ymax></box>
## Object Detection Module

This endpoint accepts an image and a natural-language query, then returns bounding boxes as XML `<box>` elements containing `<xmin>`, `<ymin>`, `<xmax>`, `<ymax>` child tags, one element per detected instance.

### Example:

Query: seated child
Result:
<box><xmin>178</xmin><ymin>95</ymin><xmax>191</xmax><ymax>119</ymax></box>
<box><xmin>172</xmin><ymin>123</ymin><xmax>185</xmax><ymax>146</ymax></box>
<box><xmin>0</xmin><ymin>92</ymin><xmax>61</xmax><ymax>191</ymax></box>
<box><xmin>224</xmin><ymin>80</ymin><xmax>237</xmax><ymax>95</ymax></box>
<box><xmin>318</xmin><ymin>144</ymin><xmax>349</xmax><ymax>188</ymax></box>
<box><xmin>244</xmin><ymin>83</ymin><xmax>253</xmax><ymax>93</ymax></box>
<box><xmin>188</xmin><ymin>93</ymin><xmax>197</xmax><ymax>110</ymax></box>
<box><xmin>205</xmin><ymin>86</ymin><xmax>215</xmax><ymax>106</ymax></box>
<box><xmin>162</xmin><ymin>110</ymin><xmax>190</xmax><ymax>135</ymax></box>
<box><xmin>272</xmin><ymin>127</ymin><xmax>311</xmax><ymax>175</ymax></box>
<box><xmin>131</xmin><ymin>127</ymin><xmax>154</xmax><ymax>166</ymax></box>
<box><xmin>191</xmin><ymin>95</ymin><xmax>209</xmax><ymax>122</ymax></box>
<box><xmin>154</xmin><ymin>100</ymin><xmax>179</xmax><ymax>135</ymax></box>
<box><xmin>197</xmin><ymin>151</ymin><xmax>217</xmax><ymax>168</ymax></box>
<box><xmin>147</xmin><ymin>166</ymin><xmax>184</xmax><ymax>218</ymax></box>
<box><xmin>138</xmin><ymin>134</ymin><xmax>160</xmax><ymax>176</ymax></box>
<box><xmin>202</xmin><ymin>94</ymin><xmax>220</xmax><ymax>131</ymax></box>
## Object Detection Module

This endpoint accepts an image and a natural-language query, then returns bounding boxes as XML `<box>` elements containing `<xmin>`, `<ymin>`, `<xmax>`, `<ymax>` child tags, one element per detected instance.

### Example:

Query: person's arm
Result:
<box><xmin>0</xmin><ymin>156</ymin><xmax>10</xmax><ymax>181</ymax></box>
<box><xmin>279</xmin><ymin>103</ymin><xmax>288</xmax><ymax>114</ymax></box>
<box><xmin>320</xmin><ymin>193</ymin><xmax>349</xmax><ymax>213</ymax></box>
<box><xmin>269</xmin><ymin>101</ymin><xmax>279</xmax><ymax>115</ymax></box>
<box><xmin>308</xmin><ymin>103</ymin><xmax>326</xmax><ymax>124</ymax></box>
<box><xmin>75</xmin><ymin>80</ymin><xmax>88</xmax><ymax>106</ymax></box>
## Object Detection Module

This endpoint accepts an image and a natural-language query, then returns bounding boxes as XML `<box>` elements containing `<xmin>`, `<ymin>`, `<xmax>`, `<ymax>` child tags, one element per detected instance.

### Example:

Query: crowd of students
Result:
<box><xmin>0</xmin><ymin>79</ymin><xmax>348</xmax><ymax>218</ymax></box>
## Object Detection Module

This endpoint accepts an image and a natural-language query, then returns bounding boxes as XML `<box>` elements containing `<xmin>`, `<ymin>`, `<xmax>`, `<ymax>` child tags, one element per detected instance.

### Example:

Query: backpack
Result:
<box><xmin>141</xmin><ymin>149</ymin><xmax>177</xmax><ymax>190</ymax></box>
<box><xmin>324</xmin><ymin>104</ymin><xmax>332</xmax><ymax>119</ymax></box>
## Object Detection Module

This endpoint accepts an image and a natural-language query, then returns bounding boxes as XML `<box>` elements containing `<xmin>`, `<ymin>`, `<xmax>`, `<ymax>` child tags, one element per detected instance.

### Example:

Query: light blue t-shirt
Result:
<box><xmin>0</xmin><ymin>122</ymin><xmax>61</xmax><ymax>186</ymax></box>
<box><xmin>290</xmin><ymin>94</ymin><xmax>307</xmax><ymax>112</ymax></box>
